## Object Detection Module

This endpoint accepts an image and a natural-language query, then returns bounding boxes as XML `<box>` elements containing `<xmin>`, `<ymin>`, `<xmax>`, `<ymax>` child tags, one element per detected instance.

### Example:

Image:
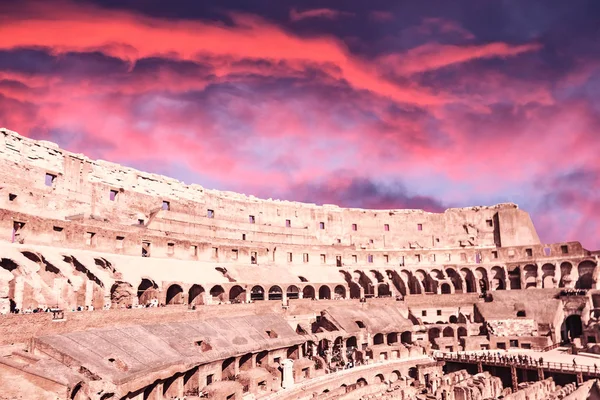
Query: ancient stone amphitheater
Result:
<box><xmin>1</xmin><ymin>126</ymin><xmax>600</xmax><ymax>400</ymax></box>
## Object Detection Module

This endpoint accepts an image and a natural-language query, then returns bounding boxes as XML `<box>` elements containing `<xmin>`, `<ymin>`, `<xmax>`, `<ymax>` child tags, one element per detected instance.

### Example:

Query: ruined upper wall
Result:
<box><xmin>0</xmin><ymin>128</ymin><xmax>541</xmax><ymax>251</ymax></box>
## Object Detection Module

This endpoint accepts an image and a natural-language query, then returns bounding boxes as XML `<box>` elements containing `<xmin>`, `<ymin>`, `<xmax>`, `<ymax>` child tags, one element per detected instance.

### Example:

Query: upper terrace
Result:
<box><xmin>1</xmin><ymin>127</ymin><xmax>547</xmax><ymax>261</ymax></box>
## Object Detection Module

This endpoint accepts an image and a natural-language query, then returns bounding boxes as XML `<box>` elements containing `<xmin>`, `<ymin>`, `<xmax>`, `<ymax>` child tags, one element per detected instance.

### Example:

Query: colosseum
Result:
<box><xmin>0</xmin><ymin>126</ymin><xmax>599</xmax><ymax>399</ymax></box>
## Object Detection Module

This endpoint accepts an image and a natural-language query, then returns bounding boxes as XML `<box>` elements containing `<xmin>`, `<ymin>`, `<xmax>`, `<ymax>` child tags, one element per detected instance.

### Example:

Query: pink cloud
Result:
<box><xmin>290</xmin><ymin>8</ymin><xmax>353</xmax><ymax>22</ymax></box>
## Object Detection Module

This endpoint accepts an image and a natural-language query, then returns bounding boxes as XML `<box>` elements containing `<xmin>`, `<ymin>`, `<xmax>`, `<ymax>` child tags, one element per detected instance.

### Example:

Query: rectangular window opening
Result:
<box><xmin>138</xmin><ymin>219</ymin><xmax>144</xmax><ymax>225</ymax></box>
<box><xmin>287</xmin><ymin>252</ymin><xmax>293</xmax><ymax>263</ymax></box>
<box><xmin>85</xmin><ymin>232</ymin><xmax>96</xmax><ymax>246</ymax></box>
<box><xmin>367</xmin><ymin>254</ymin><xmax>374</xmax><ymax>263</ymax></box>
<box><xmin>142</xmin><ymin>241</ymin><xmax>151</xmax><ymax>257</ymax></box>
<box><xmin>232</xmin><ymin>249</ymin><xmax>238</xmax><ymax>260</ymax></box>
<box><xmin>384</xmin><ymin>224</ymin><xmax>389</xmax><ymax>231</ymax></box>
<box><xmin>417</xmin><ymin>223</ymin><xmax>423</xmax><ymax>231</ymax></box>
<box><xmin>162</xmin><ymin>200</ymin><xmax>170</xmax><ymax>211</ymax></box>
<box><xmin>44</xmin><ymin>173</ymin><xmax>56</xmax><ymax>187</ymax></box>
<box><xmin>212</xmin><ymin>247</ymin><xmax>219</xmax><ymax>258</ymax></box>
<box><xmin>116</xmin><ymin>236</ymin><xmax>125</xmax><ymax>249</ymax></box>
<box><xmin>352</xmin><ymin>255</ymin><xmax>357</xmax><ymax>264</ymax></box>
<box><xmin>207</xmin><ymin>209</ymin><xmax>215</xmax><ymax>218</ymax></box>
<box><xmin>352</xmin><ymin>223</ymin><xmax>357</xmax><ymax>231</ymax></box>
<box><xmin>416</xmin><ymin>254</ymin><xmax>421</xmax><ymax>262</ymax></box>
<box><xmin>336</xmin><ymin>255</ymin><xmax>342</xmax><ymax>267</ymax></box>
<box><xmin>249</xmin><ymin>215</ymin><xmax>255</xmax><ymax>224</ymax></box>
<box><xmin>242</xmin><ymin>233</ymin><xmax>246</xmax><ymax>241</ymax></box>
<box><xmin>492</xmin><ymin>250</ymin><xmax>498</xmax><ymax>259</ymax></box>
<box><xmin>303</xmin><ymin>253</ymin><xmax>309</xmax><ymax>263</ymax></box>
<box><xmin>486</xmin><ymin>219</ymin><xmax>493</xmax><ymax>227</ymax></box>
<box><xmin>251</xmin><ymin>251</ymin><xmax>257</xmax><ymax>264</ymax></box>
<box><xmin>286</xmin><ymin>219</ymin><xmax>291</xmax><ymax>228</ymax></box>
<box><xmin>167</xmin><ymin>243</ymin><xmax>175</xmax><ymax>255</ymax></box>
<box><xmin>421</xmin><ymin>310</ymin><xmax>427</xmax><ymax>317</ymax></box>
<box><xmin>526</xmin><ymin>248</ymin><xmax>533</xmax><ymax>257</ymax></box>
<box><xmin>8</xmin><ymin>193</ymin><xmax>16</xmax><ymax>201</ymax></box>
<box><xmin>190</xmin><ymin>245</ymin><xmax>198</xmax><ymax>256</ymax></box>
<box><xmin>384</xmin><ymin>255</ymin><xmax>389</xmax><ymax>263</ymax></box>
<box><xmin>561</xmin><ymin>245</ymin><xmax>569</xmax><ymax>254</ymax></box>
<box><xmin>320</xmin><ymin>254</ymin><xmax>326</xmax><ymax>264</ymax></box>
<box><xmin>319</xmin><ymin>221</ymin><xmax>325</xmax><ymax>230</ymax></box>
<box><xmin>109</xmin><ymin>189</ymin><xmax>118</xmax><ymax>201</ymax></box>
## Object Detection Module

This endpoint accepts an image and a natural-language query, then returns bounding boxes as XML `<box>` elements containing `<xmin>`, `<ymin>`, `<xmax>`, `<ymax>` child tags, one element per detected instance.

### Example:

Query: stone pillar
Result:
<box><xmin>537</xmin><ymin>368</ymin><xmax>544</xmax><ymax>381</ymax></box>
<box><xmin>245</xmin><ymin>289</ymin><xmax>252</xmax><ymax>303</ymax></box>
<box><xmin>510</xmin><ymin>365</ymin><xmax>518</xmax><ymax>392</ymax></box>
<box><xmin>85</xmin><ymin>279</ymin><xmax>94</xmax><ymax>307</ymax></box>
<box><xmin>281</xmin><ymin>359</ymin><xmax>294</xmax><ymax>389</ymax></box>
<box><xmin>536</xmin><ymin>263</ymin><xmax>543</xmax><ymax>288</ymax></box>
<box><xmin>164</xmin><ymin>375</ymin><xmax>184</xmax><ymax>398</ymax></box>
<box><xmin>477</xmin><ymin>362</ymin><xmax>483</xmax><ymax>374</ymax></box>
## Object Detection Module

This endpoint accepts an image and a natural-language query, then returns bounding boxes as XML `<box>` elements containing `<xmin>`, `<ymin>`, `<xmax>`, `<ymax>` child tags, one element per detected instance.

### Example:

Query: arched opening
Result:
<box><xmin>348</xmin><ymin>282</ymin><xmax>361</xmax><ymax>299</ymax></box>
<box><xmin>562</xmin><ymin>314</ymin><xmax>583</xmax><ymax>342</ymax></box>
<box><xmin>222</xmin><ymin>357</ymin><xmax>236</xmax><ymax>379</ymax></box>
<box><xmin>461</xmin><ymin>269</ymin><xmax>477</xmax><ymax>293</ymax></box>
<box><xmin>387</xmin><ymin>332</ymin><xmax>398</xmax><ymax>344</ymax></box>
<box><xmin>475</xmin><ymin>268</ymin><xmax>488</xmax><ymax>294</ymax></box>
<box><xmin>165</xmin><ymin>284</ymin><xmax>184</xmax><ymax>305</ymax></box>
<box><xmin>440</xmin><ymin>283</ymin><xmax>451</xmax><ymax>294</ymax></box>
<box><xmin>268</xmin><ymin>285</ymin><xmax>283</xmax><ymax>300</ymax></box>
<box><xmin>387</xmin><ymin>270</ymin><xmax>407</xmax><ymax>297</ymax></box>
<box><xmin>256</xmin><ymin>351</ymin><xmax>268</xmax><ymax>367</ymax></box>
<box><xmin>541</xmin><ymin>264</ymin><xmax>556</xmax><ymax>288</ymax></box>
<box><xmin>490</xmin><ymin>267</ymin><xmax>505</xmax><ymax>290</ymax></box>
<box><xmin>188</xmin><ymin>284</ymin><xmax>205</xmax><ymax>306</ymax></box>
<box><xmin>446</xmin><ymin>268</ymin><xmax>463</xmax><ymax>293</ymax></box>
<box><xmin>287</xmin><ymin>346</ymin><xmax>299</xmax><ymax>360</ymax></box>
<box><xmin>443</xmin><ymin>326</ymin><xmax>454</xmax><ymax>337</ymax></box>
<box><xmin>576</xmin><ymin>261</ymin><xmax>596</xmax><ymax>289</ymax></box>
<box><xmin>523</xmin><ymin>264</ymin><xmax>538</xmax><ymax>289</ymax></box>
<box><xmin>334</xmin><ymin>285</ymin><xmax>346</xmax><ymax>299</ymax></box>
<box><xmin>408</xmin><ymin>367</ymin><xmax>418</xmax><ymax>379</ymax></box>
<box><xmin>110</xmin><ymin>282</ymin><xmax>133</xmax><ymax>307</ymax></box>
<box><xmin>137</xmin><ymin>279</ymin><xmax>158</xmax><ymax>305</ymax></box>
<box><xmin>318</xmin><ymin>285</ymin><xmax>331</xmax><ymax>300</ymax></box>
<box><xmin>449</xmin><ymin>315</ymin><xmax>458</xmax><ymax>323</ymax></box>
<box><xmin>390</xmin><ymin>371</ymin><xmax>401</xmax><ymax>383</ymax></box>
<box><xmin>209</xmin><ymin>285</ymin><xmax>225</xmax><ymax>302</ymax></box>
<box><xmin>302</xmin><ymin>285</ymin><xmax>315</xmax><ymax>299</ymax></box>
<box><xmin>356</xmin><ymin>378</ymin><xmax>368</xmax><ymax>387</ymax></box>
<box><xmin>250</xmin><ymin>285</ymin><xmax>264</xmax><ymax>301</ymax></box>
<box><xmin>229</xmin><ymin>285</ymin><xmax>246</xmax><ymax>303</ymax></box>
<box><xmin>457</xmin><ymin>327</ymin><xmax>467</xmax><ymax>337</ymax></box>
<box><xmin>509</xmin><ymin>267</ymin><xmax>521</xmax><ymax>290</ymax></box>
<box><xmin>374</xmin><ymin>373</ymin><xmax>385</xmax><ymax>384</ymax></box>
<box><xmin>401</xmin><ymin>331</ymin><xmax>412</xmax><ymax>344</ymax></box>
<box><xmin>373</xmin><ymin>333</ymin><xmax>384</xmax><ymax>345</ymax></box>
<box><xmin>354</xmin><ymin>271</ymin><xmax>375</xmax><ymax>297</ymax></box>
<box><xmin>428</xmin><ymin>327</ymin><xmax>441</xmax><ymax>342</ymax></box>
<box><xmin>239</xmin><ymin>353</ymin><xmax>253</xmax><ymax>371</ymax></box>
<box><xmin>559</xmin><ymin>262</ymin><xmax>573</xmax><ymax>288</ymax></box>
<box><xmin>286</xmin><ymin>285</ymin><xmax>300</xmax><ymax>300</ymax></box>
<box><xmin>346</xmin><ymin>336</ymin><xmax>357</xmax><ymax>349</ymax></box>
<box><xmin>70</xmin><ymin>383</ymin><xmax>82</xmax><ymax>400</ymax></box>
<box><xmin>377</xmin><ymin>283</ymin><xmax>391</xmax><ymax>297</ymax></box>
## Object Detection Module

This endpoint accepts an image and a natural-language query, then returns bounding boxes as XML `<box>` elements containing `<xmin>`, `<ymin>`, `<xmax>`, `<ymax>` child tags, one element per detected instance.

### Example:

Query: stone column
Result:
<box><xmin>281</xmin><ymin>359</ymin><xmax>294</xmax><ymax>389</ymax></box>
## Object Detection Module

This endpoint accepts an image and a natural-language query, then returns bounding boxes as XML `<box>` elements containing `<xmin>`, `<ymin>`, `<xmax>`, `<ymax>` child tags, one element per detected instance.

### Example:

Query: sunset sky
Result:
<box><xmin>0</xmin><ymin>0</ymin><xmax>598</xmax><ymax>248</ymax></box>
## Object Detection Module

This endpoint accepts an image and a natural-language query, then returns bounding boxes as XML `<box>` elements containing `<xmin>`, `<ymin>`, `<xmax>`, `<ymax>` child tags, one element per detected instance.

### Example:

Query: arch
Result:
<box><xmin>401</xmin><ymin>331</ymin><xmax>412</xmax><ymax>344</ymax></box>
<box><xmin>356</xmin><ymin>378</ymin><xmax>368</xmax><ymax>387</ymax></box>
<box><xmin>414</xmin><ymin>269</ymin><xmax>433</xmax><ymax>293</ymax></box>
<box><xmin>390</xmin><ymin>370</ymin><xmax>401</xmax><ymax>383</ymax></box>
<box><xmin>354</xmin><ymin>270</ymin><xmax>375</xmax><ymax>296</ymax></box>
<box><xmin>334</xmin><ymin>285</ymin><xmax>346</xmax><ymax>299</ymax></box>
<box><xmin>562</xmin><ymin>314</ymin><xmax>583</xmax><ymax>342</ymax></box>
<box><xmin>346</xmin><ymin>336</ymin><xmax>357</xmax><ymax>349</ymax></box>
<box><xmin>559</xmin><ymin>262</ymin><xmax>573</xmax><ymax>288</ymax></box>
<box><xmin>348</xmin><ymin>282</ymin><xmax>361</xmax><ymax>299</ymax></box>
<box><xmin>188</xmin><ymin>284</ymin><xmax>205</xmax><ymax>306</ymax></box>
<box><xmin>387</xmin><ymin>332</ymin><xmax>398</xmax><ymax>344</ymax></box>
<box><xmin>576</xmin><ymin>260</ymin><xmax>596</xmax><ymax>289</ymax></box>
<box><xmin>137</xmin><ymin>278</ymin><xmax>158</xmax><ymax>305</ymax></box>
<box><xmin>256</xmin><ymin>350</ymin><xmax>268</xmax><ymax>367</ymax></box>
<box><xmin>440</xmin><ymin>283</ymin><xmax>451</xmax><ymax>294</ymax></box>
<box><xmin>475</xmin><ymin>267</ymin><xmax>489</xmax><ymax>293</ymax></box>
<box><xmin>445</xmin><ymin>268</ymin><xmax>463</xmax><ymax>293</ymax></box>
<box><xmin>165</xmin><ymin>284</ymin><xmax>184</xmax><ymax>305</ymax></box>
<box><xmin>239</xmin><ymin>353</ymin><xmax>253</xmax><ymax>371</ymax></box>
<box><xmin>373</xmin><ymin>333</ymin><xmax>384</xmax><ymax>345</ymax></box>
<box><xmin>286</xmin><ymin>285</ymin><xmax>300</xmax><ymax>300</ymax></box>
<box><xmin>457</xmin><ymin>327</ymin><xmax>467</xmax><ymax>337</ymax></box>
<box><xmin>370</xmin><ymin>270</ymin><xmax>385</xmax><ymax>283</ymax></box>
<box><xmin>401</xmin><ymin>270</ymin><xmax>422</xmax><ymax>295</ymax></box>
<box><xmin>443</xmin><ymin>326</ymin><xmax>454</xmax><ymax>337</ymax></box>
<box><xmin>460</xmin><ymin>268</ymin><xmax>477</xmax><ymax>293</ymax></box>
<box><xmin>302</xmin><ymin>285</ymin><xmax>315</xmax><ymax>299</ymax></box>
<box><xmin>541</xmin><ymin>264</ymin><xmax>556</xmax><ymax>288</ymax></box>
<box><xmin>222</xmin><ymin>357</ymin><xmax>236</xmax><ymax>379</ymax></box>
<box><xmin>508</xmin><ymin>267</ymin><xmax>521</xmax><ymax>290</ymax></box>
<box><xmin>229</xmin><ymin>285</ymin><xmax>246</xmax><ymax>303</ymax></box>
<box><xmin>408</xmin><ymin>367</ymin><xmax>418</xmax><ymax>379</ymax></box>
<box><xmin>523</xmin><ymin>264</ymin><xmax>538</xmax><ymax>289</ymax></box>
<box><xmin>110</xmin><ymin>282</ymin><xmax>133</xmax><ymax>307</ymax></box>
<box><xmin>449</xmin><ymin>315</ymin><xmax>458</xmax><ymax>323</ymax></box>
<box><xmin>377</xmin><ymin>283</ymin><xmax>391</xmax><ymax>297</ymax></box>
<box><xmin>268</xmin><ymin>285</ymin><xmax>283</xmax><ymax>300</ymax></box>
<box><xmin>387</xmin><ymin>270</ymin><xmax>407</xmax><ymax>297</ymax></box>
<box><xmin>318</xmin><ymin>285</ymin><xmax>331</xmax><ymax>300</ymax></box>
<box><xmin>250</xmin><ymin>285</ymin><xmax>264</xmax><ymax>301</ymax></box>
<box><xmin>209</xmin><ymin>285</ymin><xmax>225</xmax><ymax>302</ymax></box>
<box><xmin>490</xmin><ymin>266</ymin><xmax>505</xmax><ymax>290</ymax></box>
<box><xmin>428</xmin><ymin>327</ymin><xmax>441</xmax><ymax>342</ymax></box>
<box><xmin>374</xmin><ymin>373</ymin><xmax>385</xmax><ymax>384</ymax></box>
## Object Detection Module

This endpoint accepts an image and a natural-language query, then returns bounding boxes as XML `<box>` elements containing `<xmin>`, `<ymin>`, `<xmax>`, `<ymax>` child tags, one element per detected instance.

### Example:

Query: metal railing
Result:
<box><xmin>433</xmin><ymin>352</ymin><xmax>600</xmax><ymax>376</ymax></box>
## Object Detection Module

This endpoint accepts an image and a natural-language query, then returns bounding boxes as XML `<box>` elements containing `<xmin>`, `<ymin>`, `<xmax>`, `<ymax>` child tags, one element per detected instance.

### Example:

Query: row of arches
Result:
<box><xmin>136</xmin><ymin>280</ymin><xmax>350</xmax><ymax>305</ymax></box>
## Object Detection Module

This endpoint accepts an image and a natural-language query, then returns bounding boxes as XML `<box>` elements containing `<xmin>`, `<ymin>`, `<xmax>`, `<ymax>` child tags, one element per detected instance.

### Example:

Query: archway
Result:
<box><xmin>387</xmin><ymin>332</ymin><xmax>398</xmax><ymax>344</ymax></box>
<box><xmin>268</xmin><ymin>285</ymin><xmax>283</xmax><ymax>300</ymax></box>
<box><xmin>165</xmin><ymin>284</ymin><xmax>183</xmax><ymax>305</ymax></box>
<box><xmin>137</xmin><ymin>279</ymin><xmax>158</xmax><ymax>305</ymax></box>
<box><xmin>334</xmin><ymin>285</ymin><xmax>346</xmax><ymax>299</ymax></box>
<box><xmin>541</xmin><ymin>264</ymin><xmax>556</xmax><ymax>288</ymax></box>
<box><xmin>239</xmin><ymin>353</ymin><xmax>253</xmax><ymax>371</ymax></box>
<box><xmin>508</xmin><ymin>267</ymin><xmax>521</xmax><ymax>290</ymax></box>
<box><xmin>209</xmin><ymin>285</ymin><xmax>225</xmax><ymax>302</ymax></box>
<box><xmin>576</xmin><ymin>261</ymin><xmax>596</xmax><ymax>289</ymax></box>
<box><xmin>562</xmin><ymin>314</ymin><xmax>583</xmax><ymax>342</ymax></box>
<box><xmin>559</xmin><ymin>262</ymin><xmax>573</xmax><ymax>288</ymax></box>
<box><xmin>428</xmin><ymin>327</ymin><xmax>441</xmax><ymax>342</ymax></box>
<box><xmin>446</xmin><ymin>268</ymin><xmax>463</xmax><ymax>293</ymax></box>
<box><xmin>440</xmin><ymin>283</ymin><xmax>451</xmax><ymax>294</ymax></box>
<box><xmin>357</xmin><ymin>378</ymin><xmax>368</xmax><ymax>387</ymax></box>
<box><xmin>250</xmin><ymin>285</ymin><xmax>264</xmax><ymax>301</ymax></box>
<box><xmin>303</xmin><ymin>285</ymin><xmax>315</xmax><ymax>299</ymax></box>
<box><xmin>457</xmin><ymin>327</ymin><xmax>467</xmax><ymax>338</ymax></box>
<box><xmin>401</xmin><ymin>331</ymin><xmax>412</xmax><ymax>344</ymax></box>
<box><xmin>386</xmin><ymin>270</ymin><xmax>407</xmax><ymax>297</ymax></box>
<box><xmin>377</xmin><ymin>283</ymin><xmax>391</xmax><ymax>297</ymax></box>
<box><xmin>318</xmin><ymin>285</ymin><xmax>331</xmax><ymax>300</ymax></box>
<box><xmin>374</xmin><ymin>374</ymin><xmax>385</xmax><ymax>384</ymax></box>
<box><xmin>461</xmin><ymin>269</ymin><xmax>477</xmax><ymax>293</ymax></box>
<box><xmin>283</xmin><ymin>285</ymin><xmax>298</xmax><ymax>300</ymax></box>
<box><xmin>490</xmin><ymin>267</ymin><xmax>505</xmax><ymax>290</ymax></box>
<box><xmin>222</xmin><ymin>357</ymin><xmax>236</xmax><ymax>379</ymax></box>
<box><xmin>373</xmin><ymin>333</ymin><xmax>384</xmax><ymax>345</ymax></box>
<box><xmin>348</xmin><ymin>282</ymin><xmax>361</xmax><ymax>299</ymax></box>
<box><xmin>443</xmin><ymin>326</ymin><xmax>454</xmax><ymax>337</ymax></box>
<box><xmin>523</xmin><ymin>264</ymin><xmax>538</xmax><ymax>289</ymax></box>
<box><xmin>110</xmin><ymin>282</ymin><xmax>133</xmax><ymax>307</ymax></box>
<box><xmin>346</xmin><ymin>336</ymin><xmax>357</xmax><ymax>349</ymax></box>
<box><xmin>188</xmin><ymin>284</ymin><xmax>205</xmax><ymax>306</ymax></box>
<box><xmin>229</xmin><ymin>285</ymin><xmax>246</xmax><ymax>303</ymax></box>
